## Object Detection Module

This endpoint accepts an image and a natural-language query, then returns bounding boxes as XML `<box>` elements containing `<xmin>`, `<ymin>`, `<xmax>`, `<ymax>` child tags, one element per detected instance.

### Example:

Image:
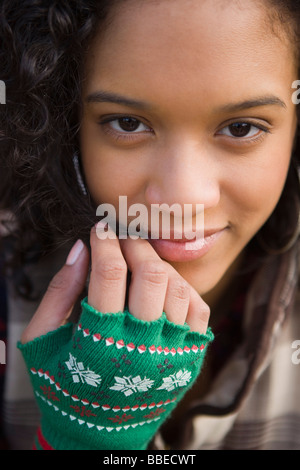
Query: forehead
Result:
<box><xmin>83</xmin><ymin>0</ymin><xmax>296</xmax><ymax>108</ymax></box>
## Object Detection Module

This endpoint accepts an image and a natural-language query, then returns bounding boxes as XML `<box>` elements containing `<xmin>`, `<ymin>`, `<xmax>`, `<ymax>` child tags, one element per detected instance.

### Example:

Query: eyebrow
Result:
<box><xmin>86</xmin><ymin>90</ymin><xmax>287</xmax><ymax>113</ymax></box>
<box><xmin>86</xmin><ymin>90</ymin><xmax>152</xmax><ymax>110</ymax></box>
<box><xmin>219</xmin><ymin>96</ymin><xmax>287</xmax><ymax>113</ymax></box>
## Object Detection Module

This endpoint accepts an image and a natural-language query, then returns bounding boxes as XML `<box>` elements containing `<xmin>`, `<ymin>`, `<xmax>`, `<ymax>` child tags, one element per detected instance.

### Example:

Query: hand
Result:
<box><xmin>21</xmin><ymin>225</ymin><xmax>210</xmax><ymax>344</ymax></box>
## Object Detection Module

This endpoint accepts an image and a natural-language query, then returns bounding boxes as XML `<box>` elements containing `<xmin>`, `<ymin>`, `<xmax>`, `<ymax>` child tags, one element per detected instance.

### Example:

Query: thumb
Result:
<box><xmin>21</xmin><ymin>240</ymin><xmax>90</xmax><ymax>344</ymax></box>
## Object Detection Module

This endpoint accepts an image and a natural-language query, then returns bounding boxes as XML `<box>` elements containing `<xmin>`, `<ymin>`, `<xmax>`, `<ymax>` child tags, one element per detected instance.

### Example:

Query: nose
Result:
<box><xmin>145</xmin><ymin>138</ymin><xmax>220</xmax><ymax>215</ymax></box>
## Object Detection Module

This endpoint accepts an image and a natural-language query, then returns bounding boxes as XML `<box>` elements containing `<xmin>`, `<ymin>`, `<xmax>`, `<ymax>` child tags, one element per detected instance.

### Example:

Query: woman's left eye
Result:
<box><xmin>217</xmin><ymin>122</ymin><xmax>267</xmax><ymax>139</ymax></box>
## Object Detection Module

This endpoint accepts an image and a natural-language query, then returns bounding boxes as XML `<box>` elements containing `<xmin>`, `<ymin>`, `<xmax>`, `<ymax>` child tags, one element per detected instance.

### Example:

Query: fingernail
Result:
<box><xmin>66</xmin><ymin>239</ymin><xmax>84</xmax><ymax>266</ymax></box>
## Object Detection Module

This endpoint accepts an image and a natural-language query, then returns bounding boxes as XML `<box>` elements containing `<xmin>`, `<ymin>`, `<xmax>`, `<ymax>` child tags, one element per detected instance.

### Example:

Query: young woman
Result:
<box><xmin>1</xmin><ymin>0</ymin><xmax>300</xmax><ymax>450</ymax></box>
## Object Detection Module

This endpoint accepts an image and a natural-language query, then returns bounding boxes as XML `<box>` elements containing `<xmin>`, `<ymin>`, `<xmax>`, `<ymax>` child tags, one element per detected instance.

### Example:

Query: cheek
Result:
<box><xmin>86</xmin><ymin>160</ymin><xmax>144</xmax><ymax>211</ymax></box>
<box><xmin>80</xmin><ymin>134</ymin><xmax>147</xmax><ymax>208</ymax></box>
<box><xmin>224</xmin><ymin>149</ymin><xmax>291</xmax><ymax>234</ymax></box>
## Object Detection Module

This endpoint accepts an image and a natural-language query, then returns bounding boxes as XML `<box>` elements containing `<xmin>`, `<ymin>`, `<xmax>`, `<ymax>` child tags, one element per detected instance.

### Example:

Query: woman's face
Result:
<box><xmin>80</xmin><ymin>0</ymin><xmax>298</xmax><ymax>299</ymax></box>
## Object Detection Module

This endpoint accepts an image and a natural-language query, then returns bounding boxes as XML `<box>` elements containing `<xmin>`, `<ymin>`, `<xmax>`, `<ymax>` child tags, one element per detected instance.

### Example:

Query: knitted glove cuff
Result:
<box><xmin>18</xmin><ymin>298</ymin><xmax>214</xmax><ymax>450</ymax></box>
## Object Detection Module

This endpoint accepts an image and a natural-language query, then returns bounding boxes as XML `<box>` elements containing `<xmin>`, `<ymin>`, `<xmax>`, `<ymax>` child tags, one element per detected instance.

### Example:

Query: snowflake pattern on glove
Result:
<box><xmin>65</xmin><ymin>353</ymin><xmax>102</xmax><ymax>387</ymax></box>
<box><xmin>156</xmin><ymin>369</ymin><xmax>192</xmax><ymax>391</ymax></box>
<box><xmin>109</xmin><ymin>375</ymin><xmax>155</xmax><ymax>397</ymax></box>
<box><xmin>65</xmin><ymin>353</ymin><xmax>193</xmax><ymax>395</ymax></box>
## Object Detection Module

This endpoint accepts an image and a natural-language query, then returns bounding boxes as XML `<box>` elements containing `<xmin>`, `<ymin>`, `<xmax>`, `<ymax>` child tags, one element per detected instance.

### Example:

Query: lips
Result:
<box><xmin>148</xmin><ymin>228</ymin><xmax>224</xmax><ymax>242</ymax></box>
<box><xmin>147</xmin><ymin>228</ymin><xmax>227</xmax><ymax>262</ymax></box>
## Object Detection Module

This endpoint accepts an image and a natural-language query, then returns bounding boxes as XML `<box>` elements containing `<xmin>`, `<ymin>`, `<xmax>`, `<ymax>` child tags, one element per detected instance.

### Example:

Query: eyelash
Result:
<box><xmin>216</xmin><ymin>120</ymin><xmax>271</xmax><ymax>144</ymax></box>
<box><xmin>98</xmin><ymin>115</ymin><xmax>271</xmax><ymax>144</ymax></box>
<box><xmin>99</xmin><ymin>115</ymin><xmax>154</xmax><ymax>143</ymax></box>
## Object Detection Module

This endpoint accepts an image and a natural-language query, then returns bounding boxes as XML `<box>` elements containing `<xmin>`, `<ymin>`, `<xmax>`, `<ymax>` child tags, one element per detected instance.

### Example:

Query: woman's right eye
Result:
<box><xmin>102</xmin><ymin>116</ymin><xmax>152</xmax><ymax>134</ymax></box>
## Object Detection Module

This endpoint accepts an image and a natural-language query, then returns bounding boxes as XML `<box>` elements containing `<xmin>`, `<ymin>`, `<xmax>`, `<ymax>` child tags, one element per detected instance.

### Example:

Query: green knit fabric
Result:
<box><xmin>18</xmin><ymin>298</ymin><xmax>214</xmax><ymax>450</ymax></box>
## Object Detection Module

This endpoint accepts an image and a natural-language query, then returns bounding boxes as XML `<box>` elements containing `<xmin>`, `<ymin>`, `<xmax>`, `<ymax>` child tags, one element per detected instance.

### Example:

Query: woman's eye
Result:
<box><xmin>218</xmin><ymin>122</ymin><xmax>264</xmax><ymax>139</ymax></box>
<box><xmin>109</xmin><ymin>117</ymin><xmax>150</xmax><ymax>133</ymax></box>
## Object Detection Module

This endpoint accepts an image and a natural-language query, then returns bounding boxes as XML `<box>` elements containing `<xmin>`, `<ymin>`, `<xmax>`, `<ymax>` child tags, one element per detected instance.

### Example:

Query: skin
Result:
<box><xmin>22</xmin><ymin>1</ymin><xmax>297</xmax><ymax>348</ymax></box>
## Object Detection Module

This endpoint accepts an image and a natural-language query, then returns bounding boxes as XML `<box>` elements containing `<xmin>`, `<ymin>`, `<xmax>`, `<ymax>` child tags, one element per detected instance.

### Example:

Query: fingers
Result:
<box><xmin>21</xmin><ymin>240</ymin><xmax>90</xmax><ymax>344</ymax></box>
<box><xmin>88</xmin><ymin>225</ymin><xmax>210</xmax><ymax>334</ymax></box>
<box><xmin>185</xmin><ymin>286</ymin><xmax>211</xmax><ymax>334</ymax></box>
<box><xmin>120</xmin><ymin>237</ymin><xmax>210</xmax><ymax>333</ymax></box>
<box><xmin>120</xmin><ymin>238</ymin><xmax>169</xmax><ymax>322</ymax></box>
<box><xmin>21</xmin><ymin>225</ymin><xmax>210</xmax><ymax>346</ymax></box>
<box><xmin>88</xmin><ymin>224</ymin><xmax>128</xmax><ymax>313</ymax></box>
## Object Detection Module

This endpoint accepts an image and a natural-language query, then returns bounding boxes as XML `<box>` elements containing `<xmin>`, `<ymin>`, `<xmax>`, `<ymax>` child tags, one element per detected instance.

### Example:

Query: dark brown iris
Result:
<box><xmin>229</xmin><ymin>122</ymin><xmax>251</xmax><ymax>137</ymax></box>
<box><xmin>118</xmin><ymin>117</ymin><xmax>140</xmax><ymax>132</ymax></box>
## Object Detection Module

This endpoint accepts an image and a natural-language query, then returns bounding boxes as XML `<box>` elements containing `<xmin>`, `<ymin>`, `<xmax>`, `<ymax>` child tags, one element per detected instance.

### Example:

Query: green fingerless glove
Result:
<box><xmin>18</xmin><ymin>298</ymin><xmax>214</xmax><ymax>450</ymax></box>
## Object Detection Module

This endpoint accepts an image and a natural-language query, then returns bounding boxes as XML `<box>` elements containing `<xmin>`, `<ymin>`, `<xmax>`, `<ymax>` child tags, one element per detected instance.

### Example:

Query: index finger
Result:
<box><xmin>88</xmin><ymin>224</ymin><xmax>128</xmax><ymax>313</ymax></box>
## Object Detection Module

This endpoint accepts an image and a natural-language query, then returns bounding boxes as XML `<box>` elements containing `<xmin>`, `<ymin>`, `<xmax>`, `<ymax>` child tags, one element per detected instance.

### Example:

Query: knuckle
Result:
<box><xmin>94</xmin><ymin>257</ymin><xmax>127</xmax><ymax>282</ymax></box>
<box><xmin>138</xmin><ymin>260</ymin><xmax>168</xmax><ymax>286</ymax></box>
<box><xmin>48</xmin><ymin>271</ymin><xmax>69</xmax><ymax>294</ymax></box>
<box><xmin>169</xmin><ymin>278</ymin><xmax>190</xmax><ymax>301</ymax></box>
<box><xmin>195</xmin><ymin>300</ymin><xmax>210</xmax><ymax>324</ymax></box>
<box><xmin>201</xmin><ymin>303</ymin><xmax>211</xmax><ymax>321</ymax></box>
<box><xmin>190</xmin><ymin>290</ymin><xmax>210</xmax><ymax>318</ymax></box>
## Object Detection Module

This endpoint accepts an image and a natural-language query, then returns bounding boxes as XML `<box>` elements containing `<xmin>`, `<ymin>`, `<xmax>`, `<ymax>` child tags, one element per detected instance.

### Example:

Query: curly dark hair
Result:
<box><xmin>0</xmin><ymin>0</ymin><xmax>300</xmax><ymax>296</ymax></box>
<box><xmin>0</xmin><ymin>1</ymin><xmax>109</xmax><ymax>251</ymax></box>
